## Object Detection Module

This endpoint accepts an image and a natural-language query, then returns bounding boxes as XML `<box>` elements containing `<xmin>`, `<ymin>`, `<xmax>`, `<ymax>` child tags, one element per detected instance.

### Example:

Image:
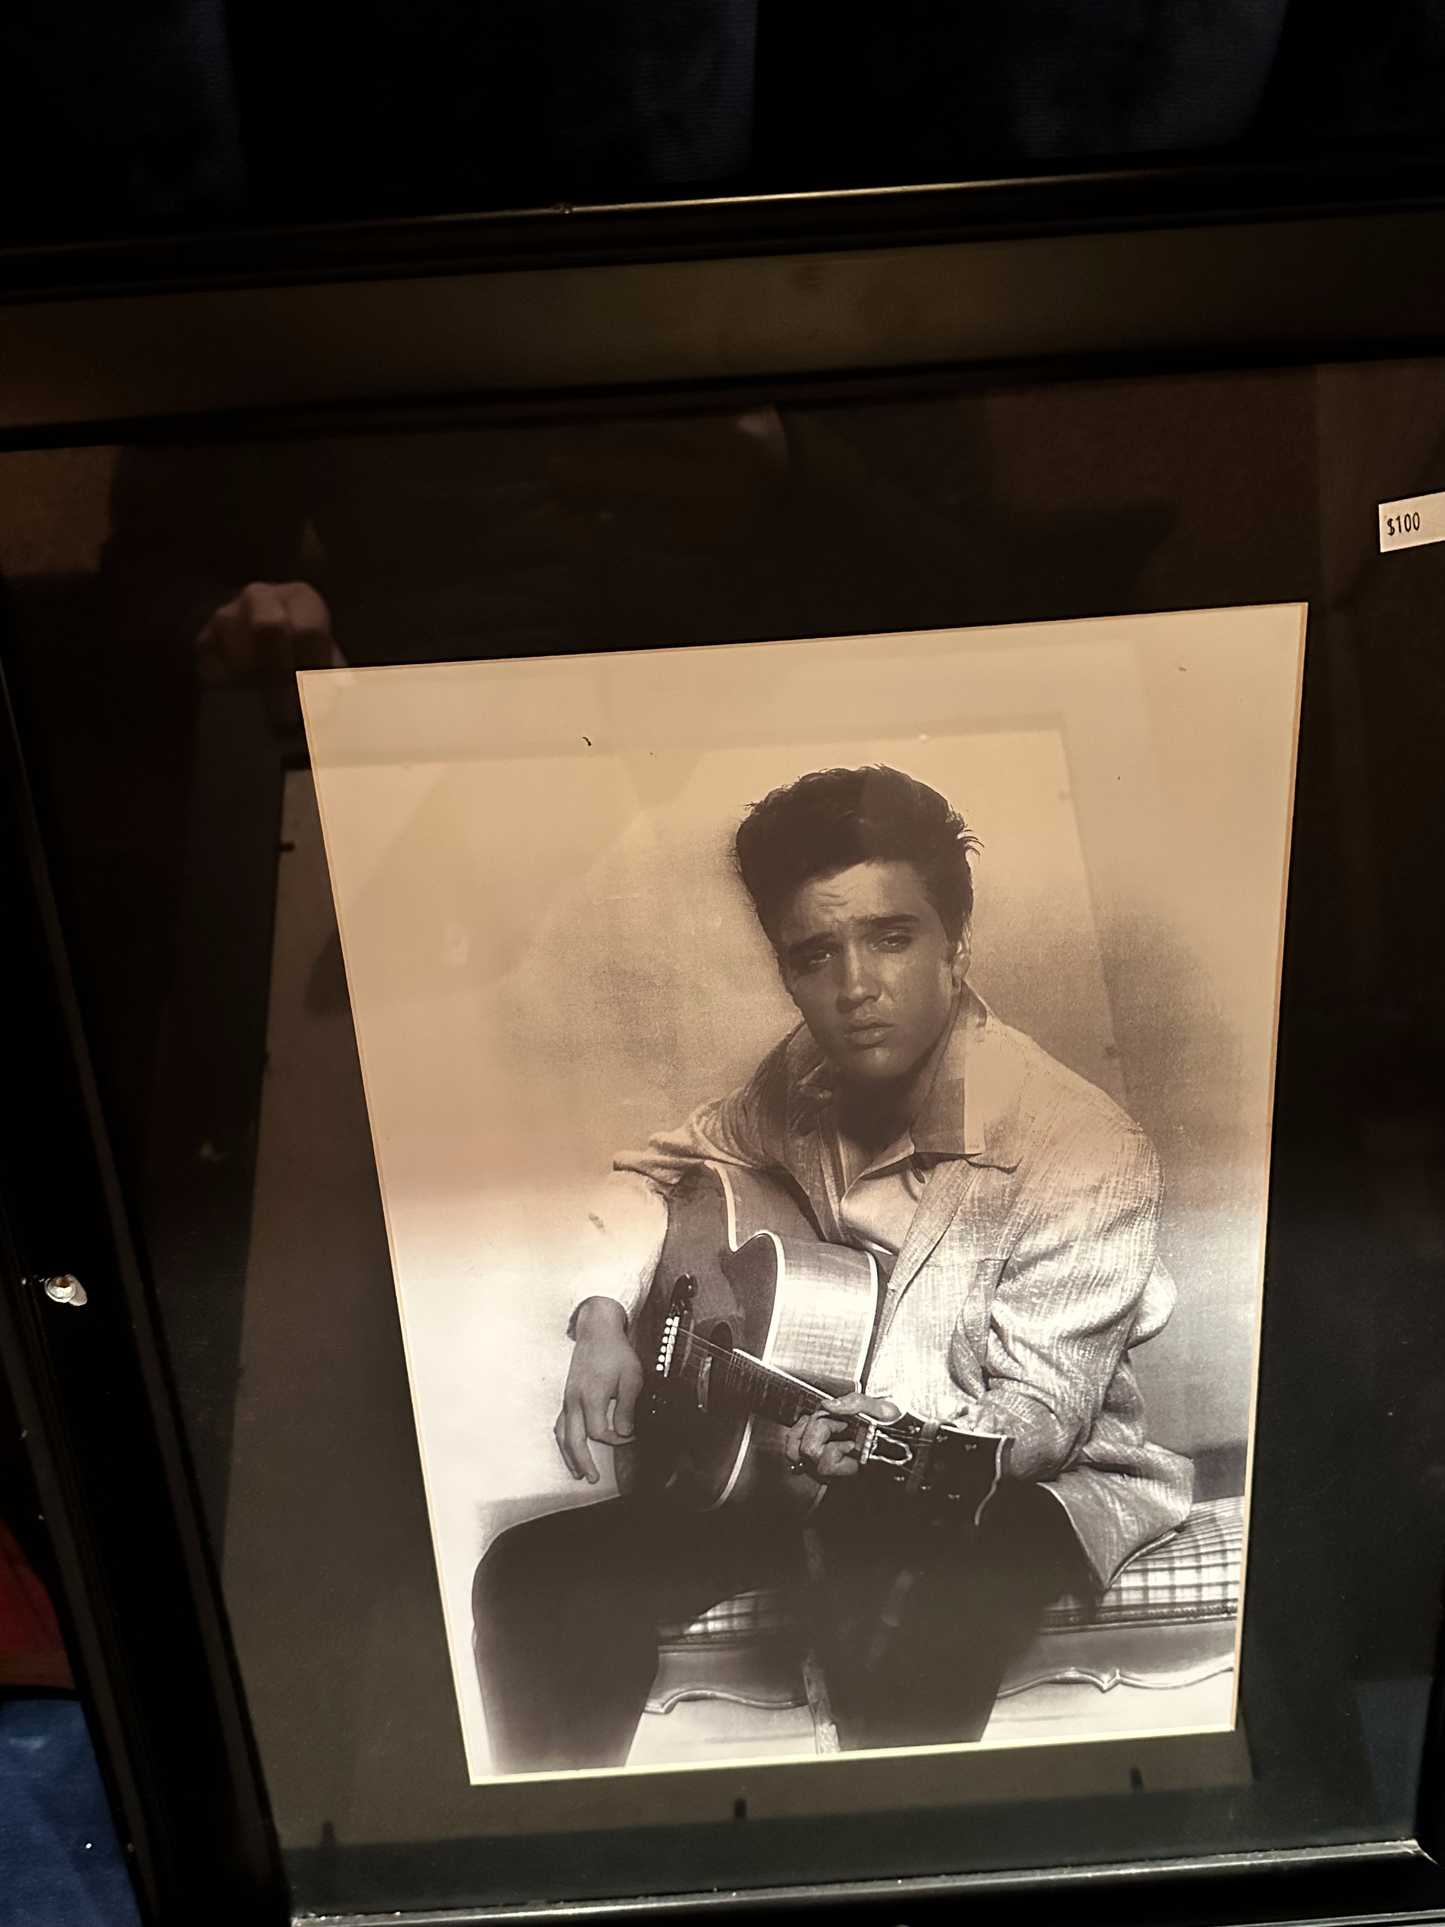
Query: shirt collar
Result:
<box><xmin>789</xmin><ymin>986</ymin><xmax>1025</xmax><ymax>1172</ymax></box>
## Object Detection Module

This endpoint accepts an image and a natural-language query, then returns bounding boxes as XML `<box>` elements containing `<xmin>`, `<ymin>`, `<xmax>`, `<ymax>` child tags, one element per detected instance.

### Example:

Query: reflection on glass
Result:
<box><xmin>1</xmin><ymin>363</ymin><xmax>1443</xmax><ymax>1912</ymax></box>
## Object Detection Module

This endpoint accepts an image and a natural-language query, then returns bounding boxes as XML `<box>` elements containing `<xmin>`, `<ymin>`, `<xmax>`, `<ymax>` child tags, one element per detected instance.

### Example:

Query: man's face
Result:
<box><xmin>776</xmin><ymin>860</ymin><xmax>966</xmax><ymax>1087</ymax></box>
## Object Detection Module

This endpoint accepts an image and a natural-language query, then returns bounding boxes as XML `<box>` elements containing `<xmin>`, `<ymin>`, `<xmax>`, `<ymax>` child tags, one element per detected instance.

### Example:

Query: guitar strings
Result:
<box><xmin>667</xmin><ymin>1328</ymin><xmax>828</xmax><ymax>1423</ymax></box>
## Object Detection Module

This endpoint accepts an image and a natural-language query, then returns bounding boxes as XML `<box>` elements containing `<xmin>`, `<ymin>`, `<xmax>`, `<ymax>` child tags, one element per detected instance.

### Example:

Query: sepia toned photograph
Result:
<box><xmin>298</xmin><ymin>606</ymin><xmax>1303</xmax><ymax>1785</ymax></box>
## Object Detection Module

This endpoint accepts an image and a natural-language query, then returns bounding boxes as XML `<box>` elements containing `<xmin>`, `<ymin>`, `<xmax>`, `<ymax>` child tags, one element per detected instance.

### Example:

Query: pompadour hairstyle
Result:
<box><xmin>734</xmin><ymin>766</ymin><xmax>979</xmax><ymax>948</ymax></box>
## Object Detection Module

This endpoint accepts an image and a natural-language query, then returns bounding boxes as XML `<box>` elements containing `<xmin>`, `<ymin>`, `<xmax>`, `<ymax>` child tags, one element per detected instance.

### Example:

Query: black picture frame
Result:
<box><xmin>3</xmin><ymin>170</ymin><xmax>1445</xmax><ymax>1926</ymax></box>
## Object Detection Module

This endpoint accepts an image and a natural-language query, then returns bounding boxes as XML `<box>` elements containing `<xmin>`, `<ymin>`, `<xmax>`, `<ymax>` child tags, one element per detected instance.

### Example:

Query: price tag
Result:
<box><xmin>1379</xmin><ymin>490</ymin><xmax>1445</xmax><ymax>552</ymax></box>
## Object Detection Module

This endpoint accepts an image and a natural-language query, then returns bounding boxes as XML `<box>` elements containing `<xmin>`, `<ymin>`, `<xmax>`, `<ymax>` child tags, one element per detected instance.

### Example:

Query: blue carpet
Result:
<box><xmin>0</xmin><ymin>1699</ymin><xmax>140</xmax><ymax>1927</ymax></box>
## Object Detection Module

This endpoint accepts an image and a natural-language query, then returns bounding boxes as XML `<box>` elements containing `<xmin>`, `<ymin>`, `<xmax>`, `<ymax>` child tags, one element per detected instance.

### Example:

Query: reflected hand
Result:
<box><xmin>784</xmin><ymin>1391</ymin><xmax>901</xmax><ymax>1484</ymax></box>
<box><xmin>555</xmin><ymin>1297</ymin><xmax>644</xmax><ymax>1485</ymax></box>
<box><xmin>196</xmin><ymin>579</ymin><xmax>344</xmax><ymax>727</ymax></box>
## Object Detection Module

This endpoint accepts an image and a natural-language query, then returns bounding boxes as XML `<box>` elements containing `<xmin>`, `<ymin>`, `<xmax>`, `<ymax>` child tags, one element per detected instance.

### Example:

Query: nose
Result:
<box><xmin>837</xmin><ymin>943</ymin><xmax>879</xmax><ymax>1013</ymax></box>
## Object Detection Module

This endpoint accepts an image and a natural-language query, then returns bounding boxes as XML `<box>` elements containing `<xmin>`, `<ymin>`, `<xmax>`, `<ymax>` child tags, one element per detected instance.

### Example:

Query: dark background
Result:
<box><xmin>6</xmin><ymin>1</ymin><xmax>1445</xmax><ymax>247</ymax></box>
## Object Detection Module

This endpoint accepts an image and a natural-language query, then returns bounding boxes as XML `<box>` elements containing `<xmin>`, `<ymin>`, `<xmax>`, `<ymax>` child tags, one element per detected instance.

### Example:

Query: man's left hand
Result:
<box><xmin>784</xmin><ymin>1392</ymin><xmax>901</xmax><ymax>1483</ymax></box>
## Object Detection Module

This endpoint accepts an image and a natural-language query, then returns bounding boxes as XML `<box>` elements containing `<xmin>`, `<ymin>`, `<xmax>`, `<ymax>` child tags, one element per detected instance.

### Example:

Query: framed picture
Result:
<box><xmin>295</xmin><ymin>605</ymin><xmax>1301</xmax><ymax>1798</ymax></box>
<box><xmin>1</xmin><ymin>183</ymin><xmax>1445</xmax><ymax>1927</ymax></box>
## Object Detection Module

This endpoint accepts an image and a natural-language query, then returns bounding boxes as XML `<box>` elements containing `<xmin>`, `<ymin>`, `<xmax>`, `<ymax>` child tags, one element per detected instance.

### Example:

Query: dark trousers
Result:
<box><xmin>473</xmin><ymin>1479</ymin><xmax>1090</xmax><ymax>1773</ymax></box>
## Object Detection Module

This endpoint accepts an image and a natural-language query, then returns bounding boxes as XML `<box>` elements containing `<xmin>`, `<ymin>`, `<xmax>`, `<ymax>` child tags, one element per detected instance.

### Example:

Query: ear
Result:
<box><xmin>950</xmin><ymin>922</ymin><xmax>972</xmax><ymax>987</ymax></box>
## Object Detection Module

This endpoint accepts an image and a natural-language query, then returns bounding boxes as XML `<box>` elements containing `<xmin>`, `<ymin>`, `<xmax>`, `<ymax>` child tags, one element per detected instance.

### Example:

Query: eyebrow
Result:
<box><xmin>783</xmin><ymin>912</ymin><xmax>921</xmax><ymax>962</ymax></box>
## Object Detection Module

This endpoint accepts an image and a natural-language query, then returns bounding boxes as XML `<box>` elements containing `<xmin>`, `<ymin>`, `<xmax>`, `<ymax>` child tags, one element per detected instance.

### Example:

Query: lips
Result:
<box><xmin>843</xmin><ymin>1022</ymin><xmax>894</xmax><ymax>1047</ymax></box>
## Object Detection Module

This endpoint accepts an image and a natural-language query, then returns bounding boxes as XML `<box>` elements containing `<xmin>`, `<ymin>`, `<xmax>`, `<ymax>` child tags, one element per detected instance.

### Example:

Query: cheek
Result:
<box><xmin>892</xmin><ymin>957</ymin><xmax>953</xmax><ymax>1017</ymax></box>
<box><xmin>785</xmin><ymin>972</ymin><xmax>827</xmax><ymax>1015</ymax></box>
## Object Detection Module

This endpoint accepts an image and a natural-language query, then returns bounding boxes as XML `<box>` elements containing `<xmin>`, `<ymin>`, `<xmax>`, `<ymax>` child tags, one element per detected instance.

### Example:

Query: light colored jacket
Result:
<box><xmin>598</xmin><ymin>989</ymin><xmax>1194</xmax><ymax>1584</ymax></box>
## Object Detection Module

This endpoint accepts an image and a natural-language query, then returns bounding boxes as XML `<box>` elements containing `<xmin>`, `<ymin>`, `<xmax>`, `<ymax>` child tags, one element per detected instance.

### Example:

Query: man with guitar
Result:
<box><xmin>474</xmin><ymin>766</ymin><xmax>1192</xmax><ymax>1772</ymax></box>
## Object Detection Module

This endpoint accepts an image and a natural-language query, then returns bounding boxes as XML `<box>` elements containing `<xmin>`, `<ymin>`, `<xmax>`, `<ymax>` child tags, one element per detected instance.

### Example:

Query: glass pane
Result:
<box><xmin>2</xmin><ymin>359</ymin><xmax>1442</xmax><ymax>1914</ymax></box>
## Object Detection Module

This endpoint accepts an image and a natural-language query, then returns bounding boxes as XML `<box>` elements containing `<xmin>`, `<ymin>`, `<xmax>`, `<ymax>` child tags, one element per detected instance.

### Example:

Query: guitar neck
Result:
<box><xmin>686</xmin><ymin>1337</ymin><xmax>830</xmax><ymax>1428</ymax></box>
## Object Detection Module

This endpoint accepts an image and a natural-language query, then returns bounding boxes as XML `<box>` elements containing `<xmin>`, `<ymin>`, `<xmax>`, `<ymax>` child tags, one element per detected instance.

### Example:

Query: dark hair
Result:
<box><xmin>734</xmin><ymin>766</ymin><xmax>979</xmax><ymax>947</ymax></box>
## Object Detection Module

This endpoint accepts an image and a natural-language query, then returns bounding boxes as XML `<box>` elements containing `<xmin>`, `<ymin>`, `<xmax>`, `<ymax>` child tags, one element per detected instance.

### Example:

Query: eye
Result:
<box><xmin>792</xmin><ymin>944</ymin><xmax>833</xmax><ymax>974</ymax></box>
<box><xmin>874</xmin><ymin>929</ymin><xmax>913</xmax><ymax>951</ymax></box>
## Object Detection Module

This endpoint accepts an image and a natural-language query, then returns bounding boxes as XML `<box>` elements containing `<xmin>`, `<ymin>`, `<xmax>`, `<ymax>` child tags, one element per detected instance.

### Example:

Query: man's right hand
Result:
<box><xmin>555</xmin><ymin>1297</ymin><xmax>644</xmax><ymax>1485</ymax></box>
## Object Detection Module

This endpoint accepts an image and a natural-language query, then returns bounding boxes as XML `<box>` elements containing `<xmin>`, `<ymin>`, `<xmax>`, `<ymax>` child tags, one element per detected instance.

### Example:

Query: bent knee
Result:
<box><xmin>473</xmin><ymin>1501</ymin><xmax>622</xmax><ymax>1622</ymax></box>
<box><xmin>473</xmin><ymin>1518</ymin><xmax>543</xmax><ymax>1622</ymax></box>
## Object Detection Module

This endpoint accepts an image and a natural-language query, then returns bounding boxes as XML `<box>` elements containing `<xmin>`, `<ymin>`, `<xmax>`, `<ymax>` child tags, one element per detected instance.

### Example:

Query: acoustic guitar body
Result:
<box><xmin>622</xmin><ymin>1163</ymin><xmax>880</xmax><ymax>1513</ymax></box>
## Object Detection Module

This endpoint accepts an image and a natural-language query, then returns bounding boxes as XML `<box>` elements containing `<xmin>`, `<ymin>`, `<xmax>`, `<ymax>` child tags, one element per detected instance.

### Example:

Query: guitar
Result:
<box><xmin>618</xmin><ymin>1161</ymin><xmax>1008</xmax><ymax>1524</ymax></box>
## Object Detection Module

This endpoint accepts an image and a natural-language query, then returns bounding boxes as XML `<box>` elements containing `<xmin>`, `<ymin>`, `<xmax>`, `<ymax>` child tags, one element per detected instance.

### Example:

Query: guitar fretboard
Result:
<box><xmin>675</xmin><ymin>1331</ymin><xmax>825</xmax><ymax>1428</ymax></box>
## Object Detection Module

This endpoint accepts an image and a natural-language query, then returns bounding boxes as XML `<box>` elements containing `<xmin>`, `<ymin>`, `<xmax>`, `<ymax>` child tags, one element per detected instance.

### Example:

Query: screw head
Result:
<box><xmin>42</xmin><ymin>1275</ymin><xmax>87</xmax><ymax>1307</ymax></box>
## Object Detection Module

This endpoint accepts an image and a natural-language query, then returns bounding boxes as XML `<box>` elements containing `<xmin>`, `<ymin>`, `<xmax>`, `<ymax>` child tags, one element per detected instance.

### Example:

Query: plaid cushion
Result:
<box><xmin>662</xmin><ymin>1496</ymin><xmax>1245</xmax><ymax>1646</ymax></box>
<box><xmin>1041</xmin><ymin>1494</ymin><xmax>1243</xmax><ymax>1631</ymax></box>
<box><xmin>659</xmin><ymin>1590</ymin><xmax>793</xmax><ymax>1647</ymax></box>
